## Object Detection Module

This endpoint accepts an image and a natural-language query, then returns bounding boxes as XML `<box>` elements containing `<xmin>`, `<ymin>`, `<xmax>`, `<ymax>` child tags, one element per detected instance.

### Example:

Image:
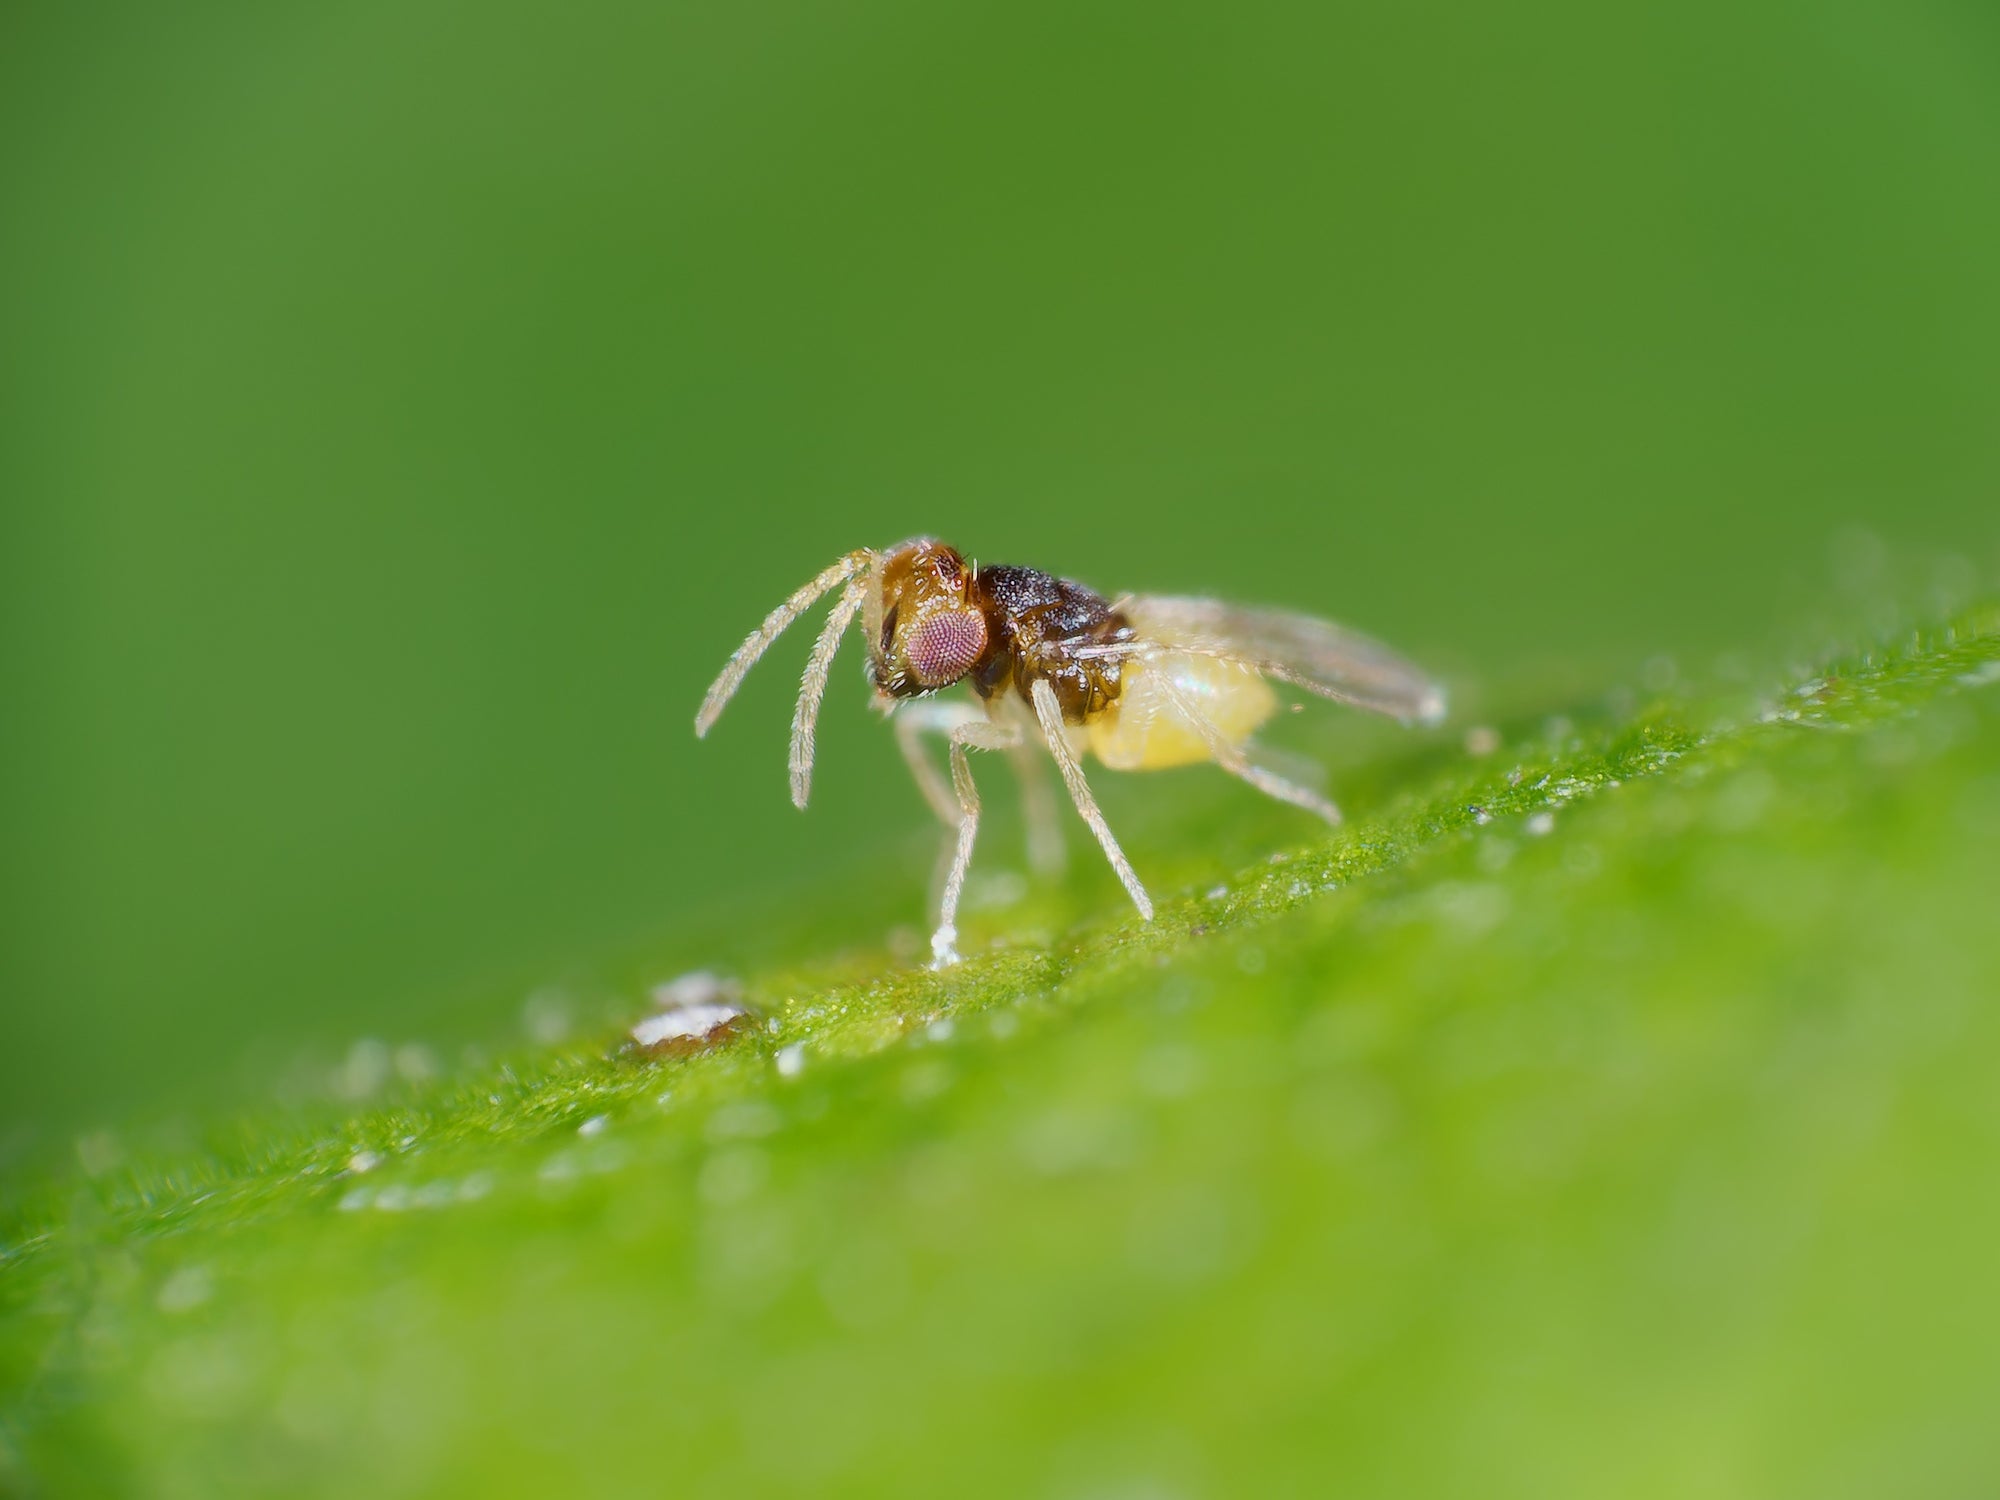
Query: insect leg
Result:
<box><xmin>1008</xmin><ymin>741</ymin><xmax>1067</xmax><ymax>876</ymax></box>
<box><xmin>1221</xmin><ymin>746</ymin><xmax>1341</xmax><ymax>823</ymax></box>
<box><xmin>903</xmin><ymin>702</ymin><xmax>1064</xmax><ymax>874</ymax></box>
<box><xmin>1029</xmin><ymin>679</ymin><xmax>1153</xmax><ymax>922</ymax></box>
<box><xmin>891</xmin><ymin>701</ymin><xmax>979</xmax><ymax>828</ymax></box>
<box><xmin>695</xmin><ymin>549</ymin><xmax>874</xmax><ymax>739</ymax></box>
<box><xmin>892</xmin><ymin>699</ymin><xmax>984</xmax><ymax>933</ymax></box>
<box><xmin>788</xmin><ymin>574</ymin><xmax>870</xmax><ymax>809</ymax></box>
<box><xmin>932</xmin><ymin>717</ymin><xmax>1025</xmax><ymax>967</ymax></box>
<box><xmin>1157</xmin><ymin>675</ymin><xmax>1341</xmax><ymax>825</ymax></box>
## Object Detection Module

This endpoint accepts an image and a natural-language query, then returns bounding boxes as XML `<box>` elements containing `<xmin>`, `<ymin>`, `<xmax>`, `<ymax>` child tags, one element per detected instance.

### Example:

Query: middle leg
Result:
<box><xmin>1008</xmin><ymin>741</ymin><xmax>1067</xmax><ymax>877</ymax></box>
<box><xmin>1029</xmin><ymin>679</ymin><xmax>1154</xmax><ymax>922</ymax></box>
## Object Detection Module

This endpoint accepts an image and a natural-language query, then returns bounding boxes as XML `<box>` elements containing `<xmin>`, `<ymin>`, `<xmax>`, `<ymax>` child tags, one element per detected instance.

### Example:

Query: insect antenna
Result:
<box><xmin>694</xmin><ymin>550</ymin><xmax>875</xmax><ymax>738</ymax></box>
<box><xmin>789</xmin><ymin>573</ymin><xmax>870</xmax><ymax>808</ymax></box>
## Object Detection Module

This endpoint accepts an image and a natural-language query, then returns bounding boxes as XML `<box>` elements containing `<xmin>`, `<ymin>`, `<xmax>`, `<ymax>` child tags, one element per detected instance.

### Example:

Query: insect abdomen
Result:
<box><xmin>1088</xmin><ymin>653</ymin><xmax>1276</xmax><ymax>770</ymax></box>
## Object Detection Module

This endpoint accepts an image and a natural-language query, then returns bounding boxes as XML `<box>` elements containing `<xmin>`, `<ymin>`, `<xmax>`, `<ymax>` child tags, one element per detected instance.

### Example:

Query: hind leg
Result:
<box><xmin>1158</xmin><ymin>677</ymin><xmax>1341</xmax><ymax>824</ymax></box>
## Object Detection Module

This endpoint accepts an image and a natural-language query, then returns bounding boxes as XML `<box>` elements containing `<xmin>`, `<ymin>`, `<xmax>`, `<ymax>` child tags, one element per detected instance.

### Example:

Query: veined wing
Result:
<box><xmin>1116</xmin><ymin>595</ymin><xmax>1447</xmax><ymax>726</ymax></box>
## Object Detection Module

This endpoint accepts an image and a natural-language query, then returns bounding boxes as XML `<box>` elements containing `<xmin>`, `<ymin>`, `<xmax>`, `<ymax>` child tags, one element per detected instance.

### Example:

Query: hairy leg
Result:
<box><xmin>1158</xmin><ymin>675</ymin><xmax>1341</xmax><ymax>824</ymax></box>
<box><xmin>1029</xmin><ymin>679</ymin><xmax>1153</xmax><ymax>921</ymax></box>
<box><xmin>892</xmin><ymin>702</ymin><xmax>1024</xmax><ymax>965</ymax></box>
<box><xmin>892</xmin><ymin>700</ymin><xmax>980</xmax><ymax>828</ymax></box>
<box><xmin>894</xmin><ymin>700</ymin><xmax>982</xmax><ymax>932</ymax></box>
<box><xmin>1008</xmin><ymin>742</ymin><xmax>1067</xmax><ymax>876</ymax></box>
<box><xmin>934</xmin><ymin>718</ymin><xmax>1024</xmax><ymax>966</ymax></box>
<box><xmin>905</xmin><ymin>704</ymin><xmax>1063</xmax><ymax>873</ymax></box>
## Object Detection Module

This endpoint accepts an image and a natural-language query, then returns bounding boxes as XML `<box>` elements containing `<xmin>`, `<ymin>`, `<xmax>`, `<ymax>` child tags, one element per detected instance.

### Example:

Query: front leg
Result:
<box><xmin>891</xmin><ymin>702</ymin><xmax>1024</xmax><ymax>966</ymax></box>
<box><xmin>892</xmin><ymin>700</ymin><xmax>979</xmax><ymax>828</ymax></box>
<box><xmin>931</xmin><ymin>718</ymin><xmax>1025</xmax><ymax>966</ymax></box>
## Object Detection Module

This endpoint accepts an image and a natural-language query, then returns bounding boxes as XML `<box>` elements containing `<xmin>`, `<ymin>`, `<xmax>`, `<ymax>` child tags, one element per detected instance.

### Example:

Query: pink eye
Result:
<box><xmin>907</xmin><ymin>610</ymin><xmax>987</xmax><ymax>687</ymax></box>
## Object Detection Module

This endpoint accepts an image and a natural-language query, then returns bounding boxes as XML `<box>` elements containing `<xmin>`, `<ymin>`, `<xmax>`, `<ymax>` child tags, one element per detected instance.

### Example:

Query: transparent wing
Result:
<box><xmin>1115</xmin><ymin>594</ymin><xmax>1447</xmax><ymax>726</ymax></box>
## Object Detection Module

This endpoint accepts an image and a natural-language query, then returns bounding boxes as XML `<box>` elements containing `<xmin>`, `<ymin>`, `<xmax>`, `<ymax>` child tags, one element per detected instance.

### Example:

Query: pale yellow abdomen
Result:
<box><xmin>1088</xmin><ymin>653</ymin><xmax>1277</xmax><ymax>770</ymax></box>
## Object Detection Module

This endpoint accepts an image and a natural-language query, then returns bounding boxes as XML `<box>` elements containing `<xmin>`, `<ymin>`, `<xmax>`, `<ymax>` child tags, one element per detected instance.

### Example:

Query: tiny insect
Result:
<box><xmin>696</xmin><ymin>541</ymin><xmax>1446</xmax><ymax>967</ymax></box>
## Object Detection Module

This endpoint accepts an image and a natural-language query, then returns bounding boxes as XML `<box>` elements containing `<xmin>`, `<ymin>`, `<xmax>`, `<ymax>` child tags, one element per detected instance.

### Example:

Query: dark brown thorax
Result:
<box><xmin>967</xmin><ymin>563</ymin><xmax>1132</xmax><ymax>723</ymax></box>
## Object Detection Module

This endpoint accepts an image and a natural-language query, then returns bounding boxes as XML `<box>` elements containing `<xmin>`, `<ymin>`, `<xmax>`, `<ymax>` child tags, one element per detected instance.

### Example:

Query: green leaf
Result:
<box><xmin>5</xmin><ymin>605</ymin><xmax>1999</xmax><ymax>1499</ymax></box>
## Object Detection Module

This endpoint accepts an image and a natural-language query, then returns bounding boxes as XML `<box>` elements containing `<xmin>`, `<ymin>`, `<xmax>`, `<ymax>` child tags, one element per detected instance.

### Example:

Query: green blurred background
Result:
<box><xmin>2</xmin><ymin>0</ymin><xmax>1996</xmax><ymax>1145</ymax></box>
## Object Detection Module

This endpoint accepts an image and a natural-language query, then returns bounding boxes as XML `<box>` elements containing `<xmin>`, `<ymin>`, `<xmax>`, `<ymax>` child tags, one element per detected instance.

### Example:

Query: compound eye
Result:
<box><xmin>907</xmin><ymin>609</ymin><xmax>988</xmax><ymax>688</ymax></box>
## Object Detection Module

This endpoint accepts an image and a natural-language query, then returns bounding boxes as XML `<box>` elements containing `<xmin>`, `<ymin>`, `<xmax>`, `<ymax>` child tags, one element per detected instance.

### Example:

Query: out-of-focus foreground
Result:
<box><xmin>3</xmin><ymin>612</ymin><xmax>1998</xmax><ymax>1495</ymax></box>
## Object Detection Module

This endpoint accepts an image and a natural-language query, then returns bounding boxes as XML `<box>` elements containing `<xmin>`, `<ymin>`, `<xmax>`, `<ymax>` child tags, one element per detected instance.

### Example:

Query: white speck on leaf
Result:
<box><xmin>156</xmin><ymin>1267</ymin><xmax>213</xmax><ymax>1314</ymax></box>
<box><xmin>706</xmin><ymin>1101</ymin><xmax>782</xmax><ymax>1142</ymax></box>
<box><xmin>1431</xmin><ymin>881</ymin><xmax>1511</xmax><ymax>937</ymax></box>
<box><xmin>74</xmin><ymin>1130</ymin><xmax>123</xmax><ymax>1178</ymax></box>
<box><xmin>901</xmin><ymin>1059</ymin><xmax>954</xmax><ymax>1105</ymax></box>
<box><xmin>521</xmin><ymin>990</ymin><xmax>573</xmax><ymax>1046</ymax></box>
<box><xmin>699</xmin><ymin>1146</ymin><xmax>768</xmax><ymax>1204</ymax></box>
<box><xmin>332</xmin><ymin>1038</ymin><xmax>392</xmax><ymax>1100</ymax></box>
<box><xmin>631</xmin><ymin>999</ymin><xmax>752</xmax><ymax>1051</ymax></box>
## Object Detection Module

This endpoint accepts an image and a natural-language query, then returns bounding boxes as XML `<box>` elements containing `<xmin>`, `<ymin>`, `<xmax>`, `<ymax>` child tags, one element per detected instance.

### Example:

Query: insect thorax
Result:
<box><xmin>968</xmin><ymin>564</ymin><xmax>1131</xmax><ymax>723</ymax></box>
